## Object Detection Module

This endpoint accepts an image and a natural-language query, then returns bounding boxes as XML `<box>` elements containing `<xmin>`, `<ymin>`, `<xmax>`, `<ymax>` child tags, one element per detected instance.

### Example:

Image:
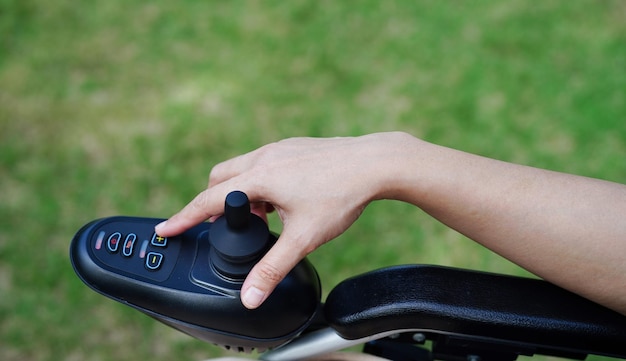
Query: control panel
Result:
<box><xmin>90</xmin><ymin>219</ymin><xmax>182</xmax><ymax>282</ymax></box>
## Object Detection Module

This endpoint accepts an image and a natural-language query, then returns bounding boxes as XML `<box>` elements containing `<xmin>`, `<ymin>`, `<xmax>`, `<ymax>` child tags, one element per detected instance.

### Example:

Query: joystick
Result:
<box><xmin>209</xmin><ymin>191</ymin><xmax>271</xmax><ymax>279</ymax></box>
<box><xmin>69</xmin><ymin>191</ymin><xmax>321</xmax><ymax>352</ymax></box>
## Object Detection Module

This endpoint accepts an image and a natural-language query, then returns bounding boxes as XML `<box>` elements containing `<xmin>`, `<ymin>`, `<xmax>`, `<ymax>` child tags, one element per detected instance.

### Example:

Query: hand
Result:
<box><xmin>155</xmin><ymin>131</ymin><xmax>626</xmax><ymax>316</ymax></box>
<box><xmin>155</xmin><ymin>133</ymin><xmax>413</xmax><ymax>308</ymax></box>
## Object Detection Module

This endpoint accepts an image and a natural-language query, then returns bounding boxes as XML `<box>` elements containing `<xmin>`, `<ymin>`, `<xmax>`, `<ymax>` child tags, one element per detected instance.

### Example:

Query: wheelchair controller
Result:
<box><xmin>70</xmin><ymin>191</ymin><xmax>321</xmax><ymax>353</ymax></box>
<box><xmin>71</xmin><ymin>190</ymin><xmax>626</xmax><ymax>360</ymax></box>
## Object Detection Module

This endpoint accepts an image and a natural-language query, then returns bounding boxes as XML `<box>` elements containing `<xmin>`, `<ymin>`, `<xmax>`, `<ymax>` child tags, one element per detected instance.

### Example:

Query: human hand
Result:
<box><xmin>155</xmin><ymin>132</ymin><xmax>414</xmax><ymax>308</ymax></box>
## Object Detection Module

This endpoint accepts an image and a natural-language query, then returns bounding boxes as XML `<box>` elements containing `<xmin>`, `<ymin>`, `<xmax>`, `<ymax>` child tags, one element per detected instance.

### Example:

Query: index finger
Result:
<box><xmin>155</xmin><ymin>185</ymin><xmax>230</xmax><ymax>237</ymax></box>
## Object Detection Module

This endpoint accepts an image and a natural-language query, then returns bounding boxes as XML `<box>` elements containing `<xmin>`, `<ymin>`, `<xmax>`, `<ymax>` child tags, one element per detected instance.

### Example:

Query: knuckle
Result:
<box><xmin>207</xmin><ymin>163</ymin><xmax>226</xmax><ymax>187</ymax></box>
<box><xmin>255</xmin><ymin>261</ymin><xmax>285</xmax><ymax>284</ymax></box>
<box><xmin>253</xmin><ymin>142</ymin><xmax>282</xmax><ymax>165</ymax></box>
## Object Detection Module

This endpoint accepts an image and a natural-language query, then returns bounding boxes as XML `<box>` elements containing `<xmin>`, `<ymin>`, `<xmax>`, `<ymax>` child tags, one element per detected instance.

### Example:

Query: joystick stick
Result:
<box><xmin>209</xmin><ymin>191</ymin><xmax>271</xmax><ymax>279</ymax></box>
<box><xmin>69</xmin><ymin>191</ymin><xmax>321</xmax><ymax>352</ymax></box>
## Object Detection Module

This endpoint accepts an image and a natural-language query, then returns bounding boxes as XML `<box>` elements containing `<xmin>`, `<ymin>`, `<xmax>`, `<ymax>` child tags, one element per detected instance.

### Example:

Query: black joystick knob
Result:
<box><xmin>209</xmin><ymin>191</ymin><xmax>271</xmax><ymax>280</ymax></box>
<box><xmin>224</xmin><ymin>190</ymin><xmax>251</xmax><ymax>230</ymax></box>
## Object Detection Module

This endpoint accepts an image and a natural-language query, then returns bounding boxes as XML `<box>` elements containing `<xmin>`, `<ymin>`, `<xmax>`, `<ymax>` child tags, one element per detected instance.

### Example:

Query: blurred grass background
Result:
<box><xmin>1</xmin><ymin>1</ymin><xmax>624</xmax><ymax>360</ymax></box>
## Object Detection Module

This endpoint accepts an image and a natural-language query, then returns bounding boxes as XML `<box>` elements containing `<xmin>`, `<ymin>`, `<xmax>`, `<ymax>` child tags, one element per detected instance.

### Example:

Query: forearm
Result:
<box><xmin>382</xmin><ymin>134</ymin><xmax>626</xmax><ymax>314</ymax></box>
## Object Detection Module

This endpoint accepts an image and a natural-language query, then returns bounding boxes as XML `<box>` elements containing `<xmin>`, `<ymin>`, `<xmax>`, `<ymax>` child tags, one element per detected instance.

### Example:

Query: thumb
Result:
<box><xmin>240</xmin><ymin>230</ymin><xmax>309</xmax><ymax>309</ymax></box>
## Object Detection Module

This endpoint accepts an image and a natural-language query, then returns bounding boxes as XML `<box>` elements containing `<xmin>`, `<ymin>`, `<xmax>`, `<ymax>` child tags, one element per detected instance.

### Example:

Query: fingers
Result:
<box><xmin>207</xmin><ymin>150</ymin><xmax>259</xmax><ymax>188</ymax></box>
<box><xmin>155</xmin><ymin>184</ymin><xmax>233</xmax><ymax>237</ymax></box>
<box><xmin>156</xmin><ymin>151</ymin><xmax>260</xmax><ymax>237</ymax></box>
<box><xmin>250</xmin><ymin>201</ymin><xmax>272</xmax><ymax>223</ymax></box>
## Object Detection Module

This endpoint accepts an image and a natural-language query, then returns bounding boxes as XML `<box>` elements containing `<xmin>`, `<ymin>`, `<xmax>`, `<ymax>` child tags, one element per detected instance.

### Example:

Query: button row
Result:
<box><xmin>100</xmin><ymin>231</ymin><xmax>168</xmax><ymax>271</ymax></box>
<box><xmin>105</xmin><ymin>232</ymin><xmax>168</xmax><ymax>255</ymax></box>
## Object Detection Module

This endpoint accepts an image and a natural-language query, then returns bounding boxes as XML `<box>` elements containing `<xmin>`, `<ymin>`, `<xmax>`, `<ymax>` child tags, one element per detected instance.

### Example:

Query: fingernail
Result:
<box><xmin>155</xmin><ymin>221</ymin><xmax>167</xmax><ymax>233</ymax></box>
<box><xmin>242</xmin><ymin>287</ymin><xmax>266</xmax><ymax>309</ymax></box>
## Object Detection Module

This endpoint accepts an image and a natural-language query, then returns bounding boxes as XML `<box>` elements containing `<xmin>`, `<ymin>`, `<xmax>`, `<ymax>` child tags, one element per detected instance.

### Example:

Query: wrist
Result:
<box><xmin>359</xmin><ymin>132</ymin><xmax>430</xmax><ymax>204</ymax></box>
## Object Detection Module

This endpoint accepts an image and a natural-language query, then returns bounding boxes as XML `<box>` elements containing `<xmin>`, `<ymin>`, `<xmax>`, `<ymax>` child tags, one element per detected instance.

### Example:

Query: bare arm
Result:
<box><xmin>156</xmin><ymin>132</ymin><xmax>626</xmax><ymax>314</ymax></box>
<box><xmin>389</xmin><ymin>135</ymin><xmax>626</xmax><ymax>314</ymax></box>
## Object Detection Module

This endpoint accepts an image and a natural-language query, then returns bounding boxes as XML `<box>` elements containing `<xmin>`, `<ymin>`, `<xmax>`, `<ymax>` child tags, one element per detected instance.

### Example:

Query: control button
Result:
<box><xmin>151</xmin><ymin>233</ymin><xmax>168</xmax><ymax>247</ymax></box>
<box><xmin>107</xmin><ymin>232</ymin><xmax>122</xmax><ymax>253</ymax></box>
<box><xmin>122</xmin><ymin>233</ymin><xmax>137</xmax><ymax>257</ymax></box>
<box><xmin>146</xmin><ymin>252</ymin><xmax>164</xmax><ymax>270</ymax></box>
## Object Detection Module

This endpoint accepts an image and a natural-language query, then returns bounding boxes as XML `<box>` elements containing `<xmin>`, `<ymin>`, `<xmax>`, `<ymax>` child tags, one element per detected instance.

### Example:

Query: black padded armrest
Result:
<box><xmin>324</xmin><ymin>265</ymin><xmax>626</xmax><ymax>358</ymax></box>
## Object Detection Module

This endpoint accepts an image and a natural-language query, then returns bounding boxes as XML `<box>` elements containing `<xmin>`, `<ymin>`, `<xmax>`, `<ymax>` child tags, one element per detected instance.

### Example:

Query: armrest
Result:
<box><xmin>324</xmin><ymin>265</ymin><xmax>626</xmax><ymax>359</ymax></box>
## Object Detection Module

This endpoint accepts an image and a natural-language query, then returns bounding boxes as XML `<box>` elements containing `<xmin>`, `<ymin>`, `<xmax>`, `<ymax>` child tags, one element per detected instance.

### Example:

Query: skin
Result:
<box><xmin>155</xmin><ymin>132</ymin><xmax>626</xmax><ymax>315</ymax></box>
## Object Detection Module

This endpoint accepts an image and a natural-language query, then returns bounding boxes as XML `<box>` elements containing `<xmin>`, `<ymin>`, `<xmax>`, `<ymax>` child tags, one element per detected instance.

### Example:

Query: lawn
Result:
<box><xmin>1</xmin><ymin>1</ymin><xmax>624</xmax><ymax>360</ymax></box>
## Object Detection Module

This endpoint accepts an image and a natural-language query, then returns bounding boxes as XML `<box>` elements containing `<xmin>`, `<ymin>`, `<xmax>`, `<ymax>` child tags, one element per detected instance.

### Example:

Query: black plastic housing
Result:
<box><xmin>70</xmin><ymin>216</ymin><xmax>321</xmax><ymax>351</ymax></box>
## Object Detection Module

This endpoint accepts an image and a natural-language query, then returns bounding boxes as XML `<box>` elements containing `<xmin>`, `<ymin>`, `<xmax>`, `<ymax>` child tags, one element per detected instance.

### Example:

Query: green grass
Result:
<box><xmin>1</xmin><ymin>1</ymin><xmax>624</xmax><ymax>360</ymax></box>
